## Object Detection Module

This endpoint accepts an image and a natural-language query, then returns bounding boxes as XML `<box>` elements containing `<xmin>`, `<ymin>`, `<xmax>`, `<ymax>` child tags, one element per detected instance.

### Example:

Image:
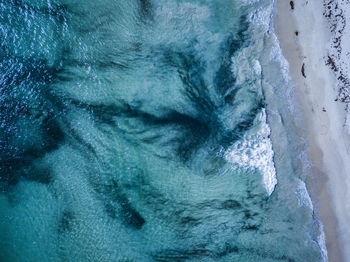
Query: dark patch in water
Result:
<box><xmin>153</xmin><ymin>243</ymin><xmax>240</xmax><ymax>261</ymax></box>
<box><xmin>120</xmin><ymin>199</ymin><xmax>145</xmax><ymax>229</ymax></box>
<box><xmin>216</xmin><ymin>17</ymin><xmax>249</xmax><ymax>100</ymax></box>
<box><xmin>153</xmin><ymin>249</ymin><xmax>212</xmax><ymax>261</ymax></box>
<box><xmin>0</xmin><ymin>111</ymin><xmax>64</xmax><ymax>187</ymax></box>
<box><xmin>221</xmin><ymin>199</ymin><xmax>241</xmax><ymax>209</ymax></box>
<box><xmin>58</xmin><ymin>210</ymin><xmax>75</xmax><ymax>233</ymax></box>
<box><xmin>101</xmin><ymin>181</ymin><xmax>145</xmax><ymax>229</ymax></box>
<box><xmin>139</xmin><ymin>0</ymin><xmax>152</xmax><ymax>18</ymax></box>
<box><xmin>21</xmin><ymin>165</ymin><xmax>53</xmax><ymax>185</ymax></box>
<box><xmin>0</xmin><ymin>51</ymin><xmax>64</xmax><ymax>187</ymax></box>
<box><xmin>71</xmin><ymin>28</ymin><xmax>260</xmax><ymax>162</ymax></box>
<box><xmin>74</xmin><ymin>101</ymin><xmax>212</xmax><ymax>162</ymax></box>
<box><xmin>180</xmin><ymin>216</ymin><xmax>200</xmax><ymax>227</ymax></box>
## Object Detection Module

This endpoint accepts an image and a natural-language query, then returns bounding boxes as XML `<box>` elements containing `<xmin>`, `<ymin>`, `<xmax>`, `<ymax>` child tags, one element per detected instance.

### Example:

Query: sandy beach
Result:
<box><xmin>274</xmin><ymin>0</ymin><xmax>350</xmax><ymax>261</ymax></box>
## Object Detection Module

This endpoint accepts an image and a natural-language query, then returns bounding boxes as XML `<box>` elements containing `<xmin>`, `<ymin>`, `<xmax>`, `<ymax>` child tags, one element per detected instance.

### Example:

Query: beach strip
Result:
<box><xmin>274</xmin><ymin>1</ymin><xmax>350</xmax><ymax>261</ymax></box>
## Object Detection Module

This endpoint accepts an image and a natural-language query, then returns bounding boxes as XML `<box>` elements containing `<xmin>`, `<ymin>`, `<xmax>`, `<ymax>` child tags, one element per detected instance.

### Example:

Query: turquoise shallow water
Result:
<box><xmin>0</xmin><ymin>0</ymin><xmax>326</xmax><ymax>261</ymax></box>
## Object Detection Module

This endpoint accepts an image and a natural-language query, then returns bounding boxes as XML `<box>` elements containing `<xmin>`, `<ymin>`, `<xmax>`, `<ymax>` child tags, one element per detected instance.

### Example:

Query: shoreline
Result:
<box><xmin>273</xmin><ymin>1</ymin><xmax>350</xmax><ymax>261</ymax></box>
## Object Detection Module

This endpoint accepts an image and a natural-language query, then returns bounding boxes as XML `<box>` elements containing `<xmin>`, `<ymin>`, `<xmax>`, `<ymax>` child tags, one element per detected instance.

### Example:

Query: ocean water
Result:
<box><xmin>0</xmin><ymin>0</ymin><xmax>327</xmax><ymax>261</ymax></box>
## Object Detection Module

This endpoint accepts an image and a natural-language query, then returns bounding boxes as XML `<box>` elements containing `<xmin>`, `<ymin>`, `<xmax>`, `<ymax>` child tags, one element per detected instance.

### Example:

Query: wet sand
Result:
<box><xmin>274</xmin><ymin>0</ymin><xmax>350</xmax><ymax>261</ymax></box>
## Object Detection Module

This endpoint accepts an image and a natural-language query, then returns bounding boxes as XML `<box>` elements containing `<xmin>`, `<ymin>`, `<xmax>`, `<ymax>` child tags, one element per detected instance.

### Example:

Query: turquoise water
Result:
<box><xmin>0</xmin><ymin>0</ymin><xmax>326</xmax><ymax>261</ymax></box>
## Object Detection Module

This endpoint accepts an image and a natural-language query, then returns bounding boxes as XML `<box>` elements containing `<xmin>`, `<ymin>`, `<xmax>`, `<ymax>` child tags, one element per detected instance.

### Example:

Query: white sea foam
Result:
<box><xmin>225</xmin><ymin>109</ymin><xmax>277</xmax><ymax>195</ymax></box>
<box><xmin>225</xmin><ymin>0</ymin><xmax>279</xmax><ymax>196</ymax></box>
<box><xmin>318</xmin><ymin>223</ymin><xmax>329</xmax><ymax>262</ymax></box>
<box><xmin>295</xmin><ymin>179</ymin><xmax>313</xmax><ymax>208</ymax></box>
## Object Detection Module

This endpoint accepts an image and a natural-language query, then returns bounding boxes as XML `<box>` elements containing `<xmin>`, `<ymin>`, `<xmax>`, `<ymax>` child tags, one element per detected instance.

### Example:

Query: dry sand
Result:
<box><xmin>274</xmin><ymin>0</ymin><xmax>350</xmax><ymax>261</ymax></box>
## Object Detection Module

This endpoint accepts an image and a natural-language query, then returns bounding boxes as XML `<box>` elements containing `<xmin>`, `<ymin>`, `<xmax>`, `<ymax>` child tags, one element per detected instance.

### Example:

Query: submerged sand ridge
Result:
<box><xmin>274</xmin><ymin>0</ymin><xmax>350</xmax><ymax>261</ymax></box>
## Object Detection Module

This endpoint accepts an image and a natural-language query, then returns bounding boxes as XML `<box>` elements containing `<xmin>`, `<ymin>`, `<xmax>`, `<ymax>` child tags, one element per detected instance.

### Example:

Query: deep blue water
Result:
<box><xmin>0</xmin><ymin>0</ymin><xmax>327</xmax><ymax>261</ymax></box>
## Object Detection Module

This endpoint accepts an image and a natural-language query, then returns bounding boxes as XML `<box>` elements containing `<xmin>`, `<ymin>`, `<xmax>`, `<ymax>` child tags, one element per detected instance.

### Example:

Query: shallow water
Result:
<box><xmin>0</xmin><ymin>0</ymin><xmax>326</xmax><ymax>261</ymax></box>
